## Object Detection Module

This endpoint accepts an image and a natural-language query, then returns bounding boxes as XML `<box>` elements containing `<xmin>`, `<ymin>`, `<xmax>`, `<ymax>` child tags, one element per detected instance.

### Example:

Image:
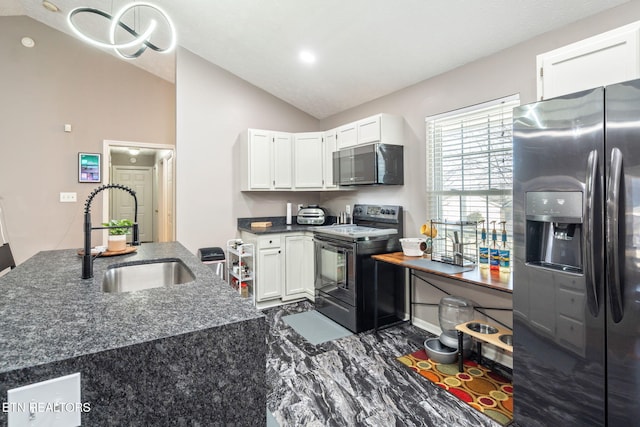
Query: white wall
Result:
<box><xmin>175</xmin><ymin>48</ymin><xmax>321</xmax><ymax>254</ymax></box>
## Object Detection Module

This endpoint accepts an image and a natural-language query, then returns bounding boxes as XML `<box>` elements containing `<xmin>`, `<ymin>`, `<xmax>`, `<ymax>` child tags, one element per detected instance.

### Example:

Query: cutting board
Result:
<box><xmin>251</xmin><ymin>221</ymin><xmax>272</xmax><ymax>228</ymax></box>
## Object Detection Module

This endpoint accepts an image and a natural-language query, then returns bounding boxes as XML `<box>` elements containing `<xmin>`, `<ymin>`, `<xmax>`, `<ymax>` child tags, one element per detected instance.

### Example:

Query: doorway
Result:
<box><xmin>103</xmin><ymin>140</ymin><xmax>175</xmax><ymax>243</ymax></box>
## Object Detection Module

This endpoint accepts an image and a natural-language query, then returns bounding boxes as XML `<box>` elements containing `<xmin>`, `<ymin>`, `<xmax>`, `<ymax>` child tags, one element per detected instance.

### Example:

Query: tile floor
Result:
<box><xmin>264</xmin><ymin>301</ymin><xmax>509</xmax><ymax>427</ymax></box>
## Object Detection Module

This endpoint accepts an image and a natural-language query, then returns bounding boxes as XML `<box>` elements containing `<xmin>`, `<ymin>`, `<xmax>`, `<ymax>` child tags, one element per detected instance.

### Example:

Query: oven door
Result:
<box><xmin>314</xmin><ymin>237</ymin><xmax>356</xmax><ymax>306</ymax></box>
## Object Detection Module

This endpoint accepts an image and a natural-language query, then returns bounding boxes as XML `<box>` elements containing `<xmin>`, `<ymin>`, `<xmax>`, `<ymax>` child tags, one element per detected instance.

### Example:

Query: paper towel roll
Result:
<box><xmin>286</xmin><ymin>202</ymin><xmax>292</xmax><ymax>225</ymax></box>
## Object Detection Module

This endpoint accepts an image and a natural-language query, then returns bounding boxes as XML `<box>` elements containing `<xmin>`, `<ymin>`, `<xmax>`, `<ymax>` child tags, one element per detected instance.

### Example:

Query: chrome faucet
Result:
<box><xmin>82</xmin><ymin>184</ymin><xmax>140</xmax><ymax>279</ymax></box>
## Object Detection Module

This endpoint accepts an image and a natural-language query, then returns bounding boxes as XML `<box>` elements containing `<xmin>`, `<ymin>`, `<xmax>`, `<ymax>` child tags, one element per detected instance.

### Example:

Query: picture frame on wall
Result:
<box><xmin>78</xmin><ymin>152</ymin><xmax>101</xmax><ymax>183</ymax></box>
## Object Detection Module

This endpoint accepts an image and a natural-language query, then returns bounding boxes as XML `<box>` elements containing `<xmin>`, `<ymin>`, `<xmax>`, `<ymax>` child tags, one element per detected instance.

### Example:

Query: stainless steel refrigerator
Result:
<box><xmin>513</xmin><ymin>79</ymin><xmax>640</xmax><ymax>426</ymax></box>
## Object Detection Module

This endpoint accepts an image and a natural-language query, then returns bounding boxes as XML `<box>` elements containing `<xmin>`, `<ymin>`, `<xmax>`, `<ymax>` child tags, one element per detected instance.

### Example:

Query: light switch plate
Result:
<box><xmin>59</xmin><ymin>192</ymin><xmax>77</xmax><ymax>203</ymax></box>
<box><xmin>7</xmin><ymin>373</ymin><xmax>82</xmax><ymax>427</ymax></box>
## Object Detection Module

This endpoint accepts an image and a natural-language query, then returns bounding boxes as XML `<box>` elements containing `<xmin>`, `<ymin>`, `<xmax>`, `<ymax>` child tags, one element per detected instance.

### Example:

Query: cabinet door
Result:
<box><xmin>273</xmin><ymin>132</ymin><xmax>293</xmax><ymax>189</ymax></box>
<box><xmin>294</xmin><ymin>132</ymin><xmax>324</xmax><ymax>188</ymax></box>
<box><xmin>284</xmin><ymin>235</ymin><xmax>315</xmax><ymax>300</ymax></box>
<box><xmin>337</xmin><ymin>122</ymin><xmax>358</xmax><ymax>149</ymax></box>
<box><xmin>357</xmin><ymin>115</ymin><xmax>381</xmax><ymax>144</ymax></box>
<box><xmin>248</xmin><ymin>129</ymin><xmax>272</xmax><ymax>189</ymax></box>
<box><xmin>537</xmin><ymin>22</ymin><xmax>640</xmax><ymax>100</ymax></box>
<box><xmin>257</xmin><ymin>247</ymin><xmax>282</xmax><ymax>301</ymax></box>
<box><xmin>323</xmin><ymin>130</ymin><xmax>337</xmax><ymax>189</ymax></box>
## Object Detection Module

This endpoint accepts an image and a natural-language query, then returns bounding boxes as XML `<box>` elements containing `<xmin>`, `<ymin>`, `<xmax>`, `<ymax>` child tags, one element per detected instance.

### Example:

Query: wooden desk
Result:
<box><xmin>371</xmin><ymin>253</ymin><xmax>512</xmax><ymax>332</ymax></box>
<box><xmin>372</xmin><ymin>252</ymin><xmax>512</xmax><ymax>293</ymax></box>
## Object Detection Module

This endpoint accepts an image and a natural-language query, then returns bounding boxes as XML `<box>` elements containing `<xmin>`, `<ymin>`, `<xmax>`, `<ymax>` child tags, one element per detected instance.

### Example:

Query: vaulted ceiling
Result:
<box><xmin>2</xmin><ymin>0</ymin><xmax>629</xmax><ymax>118</ymax></box>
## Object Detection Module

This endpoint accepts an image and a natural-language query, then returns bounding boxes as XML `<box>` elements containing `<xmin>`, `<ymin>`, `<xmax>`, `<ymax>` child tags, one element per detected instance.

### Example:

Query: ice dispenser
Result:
<box><xmin>525</xmin><ymin>191</ymin><xmax>583</xmax><ymax>273</ymax></box>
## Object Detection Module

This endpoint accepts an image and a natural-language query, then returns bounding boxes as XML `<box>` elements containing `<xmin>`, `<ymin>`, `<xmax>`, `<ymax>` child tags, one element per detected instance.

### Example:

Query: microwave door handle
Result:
<box><xmin>583</xmin><ymin>150</ymin><xmax>599</xmax><ymax>316</ymax></box>
<box><xmin>606</xmin><ymin>147</ymin><xmax>624</xmax><ymax>323</ymax></box>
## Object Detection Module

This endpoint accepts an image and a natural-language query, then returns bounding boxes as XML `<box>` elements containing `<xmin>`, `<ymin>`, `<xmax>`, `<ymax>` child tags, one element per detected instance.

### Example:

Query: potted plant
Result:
<box><xmin>103</xmin><ymin>219</ymin><xmax>133</xmax><ymax>252</ymax></box>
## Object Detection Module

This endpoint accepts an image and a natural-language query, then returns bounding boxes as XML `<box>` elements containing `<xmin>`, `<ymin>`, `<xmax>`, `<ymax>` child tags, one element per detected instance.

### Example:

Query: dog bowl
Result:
<box><xmin>466</xmin><ymin>322</ymin><xmax>499</xmax><ymax>334</ymax></box>
<box><xmin>439</xmin><ymin>330</ymin><xmax>472</xmax><ymax>349</ymax></box>
<box><xmin>424</xmin><ymin>338</ymin><xmax>458</xmax><ymax>364</ymax></box>
<box><xmin>499</xmin><ymin>334</ymin><xmax>513</xmax><ymax>346</ymax></box>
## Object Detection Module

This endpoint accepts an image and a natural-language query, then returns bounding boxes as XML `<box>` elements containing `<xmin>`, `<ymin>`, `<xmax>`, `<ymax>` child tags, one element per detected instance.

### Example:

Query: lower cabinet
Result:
<box><xmin>256</xmin><ymin>246</ymin><xmax>282</xmax><ymax>301</ymax></box>
<box><xmin>283</xmin><ymin>234</ymin><xmax>315</xmax><ymax>301</ymax></box>
<box><xmin>241</xmin><ymin>231</ymin><xmax>315</xmax><ymax>304</ymax></box>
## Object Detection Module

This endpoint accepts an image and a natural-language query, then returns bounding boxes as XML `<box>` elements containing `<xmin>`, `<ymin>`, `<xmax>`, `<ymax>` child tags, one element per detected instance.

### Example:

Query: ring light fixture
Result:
<box><xmin>67</xmin><ymin>2</ymin><xmax>176</xmax><ymax>59</ymax></box>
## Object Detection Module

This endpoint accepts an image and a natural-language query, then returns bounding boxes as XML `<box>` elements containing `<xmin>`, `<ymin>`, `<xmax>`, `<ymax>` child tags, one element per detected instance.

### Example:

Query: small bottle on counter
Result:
<box><xmin>478</xmin><ymin>220</ymin><xmax>489</xmax><ymax>270</ymax></box>
<box><xmin>490</xmin><ymin>221</ymin><xmax>500</xmax><ymax>271</ymax></box>
<box><xmin>499</xmin><ymin>221</ymin><xmax>511</xmax><ymax>273</ymax></box>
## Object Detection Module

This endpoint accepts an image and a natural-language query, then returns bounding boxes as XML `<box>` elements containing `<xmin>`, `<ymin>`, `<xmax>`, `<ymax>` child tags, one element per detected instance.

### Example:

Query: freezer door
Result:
<box><xmin>512</xmin><ymin>87</ymin><xmax>606</xmax><ymax>426</ymax></box>
<box><xmin>604</xmin><ymin>78</ymin><xmax>640</xmax><ymax>426</ymax></box>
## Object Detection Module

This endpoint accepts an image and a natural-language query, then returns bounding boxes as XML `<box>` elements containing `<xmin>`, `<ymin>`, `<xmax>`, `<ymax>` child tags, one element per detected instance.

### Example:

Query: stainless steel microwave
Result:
<box><xmin>332</xmin><ymin>143</ymin><xmax>404</xmax><ymax>186</ymax></box>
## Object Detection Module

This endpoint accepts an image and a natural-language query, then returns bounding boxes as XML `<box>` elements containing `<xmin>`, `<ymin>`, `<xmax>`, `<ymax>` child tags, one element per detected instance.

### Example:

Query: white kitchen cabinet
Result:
<box><xmin>537</xmin><ymin>21</ymin><xmax>640</xmax><ymax>101</ymax></box>
<box><xmin>337</xmin><ymin>122</ymin><xmax>358</xmax><ymax>149</ymax></box>
<box><xmin>254</xmin><ymin>235</ymin><xmax>283</xmax><ymax>302</ymax></box>
<box><xmin>283</xmin><ymin>234</ymin><xmax>315</xmax><ymax>301</ymax></box>
<box><xmin>357</xmin><ymin>113</ymin><xmax>404</xmax><ymax>145</ymax></box>
<box><xmin>294</xmin><ymin>132</ymin><xmax>324</xmax><ymax>188</ymax></box>
<box><xmin>323</xmin><ymin>129</ymin><xmax>337</xmax><ymax>189</ymax></box>
<box><xmin>336</xmin><ymin>114</ymin><xmax>404</xmax><ymax>149</ymax></box>
<box><xmin>241</xmin><ymin>129</ymin><xmax>292</xmax><ymax>191</ymax></box>
<box><xmin>241</xmin><ymin>231</ymin><xmax>315</xmax><ymax>304</ymax></box>
<box><xmin>273</xmin><ymin>132</ymin><xmax>293</xmax><ymax>189</ymax></box>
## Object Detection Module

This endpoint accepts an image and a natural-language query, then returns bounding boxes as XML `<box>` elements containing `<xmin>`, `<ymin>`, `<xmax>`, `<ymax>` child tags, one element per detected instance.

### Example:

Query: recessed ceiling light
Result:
<box><xmin>21</xmin><ymin>37</ymin><xmax>35</xmax><ymax>48</ymax></box>
<box><xmin>42</xmin><ymin>1</ymin><xmax>60</xmax><ymax>13</ymax></box>
<box><xmin>299</xmin><ymin>50</ymin><xmax>316</xmax><ymax>64</ymax></box>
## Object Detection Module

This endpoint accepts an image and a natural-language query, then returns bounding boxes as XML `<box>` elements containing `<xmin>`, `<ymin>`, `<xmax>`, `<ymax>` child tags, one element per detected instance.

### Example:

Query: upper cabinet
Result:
<box><xmin>337</xmin><ymin>113</ymin><xmax>404</xmax><ymax>149</ymax></box>
<box><xmin>537</xmin><ymin>21</ymin><xmax>640</xmax><ymax>101</ymax></box>
<box><xmin>241</xmin><ymin>129</ymin><xmax>292</xmax><ymax>191</ymax></box>
<box><xmin>240</xmin><ymin>113</ymin><xmax>403</xmax><ymax>191</ymax></box>
<box><xmin>323</xmin><ymin>130</ymin><xmax>337</xmax><ymax>189</ymax></box>
<box><xmin>294</xmin><ymin>132</ymin><xmax>324</xmax><ymax>188</ymax></box>
<box><xmin>336</xmin><ymin>122</ymin><xmax>358</xmax><ymax>149</ymax></box>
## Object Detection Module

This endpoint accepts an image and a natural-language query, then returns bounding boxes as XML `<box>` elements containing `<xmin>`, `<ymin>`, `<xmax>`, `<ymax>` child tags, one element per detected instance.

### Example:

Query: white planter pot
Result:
<box><xmin>107</xmin><ymin>235</ymin><xmax>127</xmax><ymax>252</ymax></box>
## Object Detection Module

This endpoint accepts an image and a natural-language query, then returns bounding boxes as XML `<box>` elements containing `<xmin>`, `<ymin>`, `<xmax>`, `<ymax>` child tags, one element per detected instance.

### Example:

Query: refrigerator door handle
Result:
<box><xmin>584</xmin><ymin>150</ymin><xmax>599</xmax><ymax>316</ymax></box>
<box><xmin>607</xmin><ymin>147</ymin><xmax>624</xmax><ymax>323</ymax></box>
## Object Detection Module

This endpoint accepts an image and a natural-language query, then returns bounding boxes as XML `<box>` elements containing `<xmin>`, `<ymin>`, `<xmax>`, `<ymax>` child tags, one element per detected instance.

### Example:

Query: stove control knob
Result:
<box><xmin>381</xmin><ymin>209</ymin><xmax>387</xmax><ymax>214</ymax></box>
<box><xmin>389</xmin><ymin>209</ymin><xmax>396</xmax><ymax>215</ymax></box>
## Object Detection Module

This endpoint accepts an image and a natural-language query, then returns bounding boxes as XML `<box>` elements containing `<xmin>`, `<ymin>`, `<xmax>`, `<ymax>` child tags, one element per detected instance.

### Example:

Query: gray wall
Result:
<box><xmin>0</xmin><ymin>16</ymin><xmax>175</xmax><ymax>264</ymax></box>
<box><xmin>309</xmin><ymin>1</ymin><xmax>640</xmax><ymax>361</ymax></box>
<box><xmin>175</xmin><ymin>48</ymin><xmax>321</xmax><ymax>253</ymax></box>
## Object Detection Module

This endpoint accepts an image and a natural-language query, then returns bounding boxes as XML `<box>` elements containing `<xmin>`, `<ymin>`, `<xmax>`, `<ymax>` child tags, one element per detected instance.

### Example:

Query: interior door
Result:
<box><xmin>112</xmin><ymin>166</ymin><xmax>153</xmax><ymax>242</ymax></box>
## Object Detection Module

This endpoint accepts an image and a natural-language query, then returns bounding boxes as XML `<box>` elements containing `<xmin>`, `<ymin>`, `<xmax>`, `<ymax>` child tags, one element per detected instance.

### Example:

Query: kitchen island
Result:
<box><xmin>0</xmin><ymin>242</ymin><xmax>267</xmax><ymax>425</ymax></box>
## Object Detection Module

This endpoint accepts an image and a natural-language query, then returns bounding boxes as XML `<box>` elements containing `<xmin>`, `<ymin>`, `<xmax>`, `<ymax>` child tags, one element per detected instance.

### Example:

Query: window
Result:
<box><xmin>425</xmin><ymin>95</ymin><xmax>520</xmax><ymax>239</ymax></box>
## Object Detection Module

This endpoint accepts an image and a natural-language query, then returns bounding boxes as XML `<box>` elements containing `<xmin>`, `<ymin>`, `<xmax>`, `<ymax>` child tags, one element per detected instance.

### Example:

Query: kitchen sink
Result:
<box><xmin>102</xmin><ymin>258</ymin><xmax>195</xmax><ymax>293</ymax></box>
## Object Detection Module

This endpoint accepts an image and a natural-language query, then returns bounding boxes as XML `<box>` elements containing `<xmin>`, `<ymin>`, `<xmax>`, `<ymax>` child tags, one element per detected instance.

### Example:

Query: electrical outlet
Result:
<box><xmin>7</xmin><ymin>373</ymin><xmax>82</xmax><ymax>427</ymax></box>
<box><xmin>297</xmin><ymin>204</ymin><xmax>303</xmax><ymax>211</ymax></box>
<box><xmin>59</xmin><ymin>192</ymin><xmax>77</xmax><ymax>203</ymax></box>
<box><xmin>345</xmin><ymin>205</ymin><xmax>351</xmax><ymax>214</ymax></box>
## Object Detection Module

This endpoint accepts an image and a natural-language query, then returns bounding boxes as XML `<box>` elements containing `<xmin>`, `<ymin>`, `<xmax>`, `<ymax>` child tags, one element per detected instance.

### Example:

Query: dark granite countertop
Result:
<box><xmin>0</xmin><ymin>242</ymin><xmax>264</xmax><ymax>374</ymax></box>
<box><xmin>237</xmin><ymin>215</ymin><xmax>337</xmax><ymax>235</ymax></box>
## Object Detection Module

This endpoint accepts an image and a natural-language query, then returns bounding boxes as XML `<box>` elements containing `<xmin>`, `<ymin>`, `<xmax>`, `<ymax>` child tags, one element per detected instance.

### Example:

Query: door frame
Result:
<box><xmin>102</xmin><ymin>140</ymin><xmax>176</xmax><ymax>242</ymax></box>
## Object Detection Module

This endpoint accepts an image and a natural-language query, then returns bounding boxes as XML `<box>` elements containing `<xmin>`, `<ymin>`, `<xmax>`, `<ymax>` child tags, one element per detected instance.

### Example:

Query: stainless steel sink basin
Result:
<box><xmin>102</xmin><ymin>258</ymin><xmax>195</xmax><ymax>293</ymax></box>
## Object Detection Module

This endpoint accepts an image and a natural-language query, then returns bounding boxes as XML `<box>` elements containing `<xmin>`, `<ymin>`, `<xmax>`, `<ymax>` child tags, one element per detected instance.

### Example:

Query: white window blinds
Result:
<box><xmin>425</xmin><ymin>95</ymin><xmax>520</xmax><ymax>235</ymax></box>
